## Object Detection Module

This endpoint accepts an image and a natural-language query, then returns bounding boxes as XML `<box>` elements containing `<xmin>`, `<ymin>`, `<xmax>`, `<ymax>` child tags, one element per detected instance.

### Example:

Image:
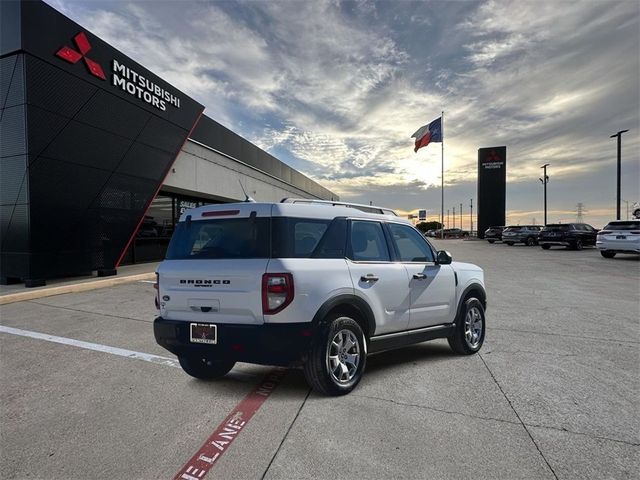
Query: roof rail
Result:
<box><xmin>280</xmin><ymin>198</ymin><xmax>398</xmax><ymax>216</ymax></box>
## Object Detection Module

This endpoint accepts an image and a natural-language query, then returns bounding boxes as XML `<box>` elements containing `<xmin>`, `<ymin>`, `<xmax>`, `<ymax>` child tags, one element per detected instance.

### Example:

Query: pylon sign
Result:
<box><xmin>477</xmin><ymin>147</ymin><xmax>506</xmax><ymax>238</ymax></box>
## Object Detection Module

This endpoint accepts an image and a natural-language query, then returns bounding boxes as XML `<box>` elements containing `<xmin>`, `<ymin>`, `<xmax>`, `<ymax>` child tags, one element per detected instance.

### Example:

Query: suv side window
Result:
<box><xmin>388</xmin><ymin>223</ymin><xmax>435</xmax><ymax>262</ymax></box>
<box><xmin>349</xmin><ymin>221</ymin><xmax>390</xmax><ymax>262</ymax></box>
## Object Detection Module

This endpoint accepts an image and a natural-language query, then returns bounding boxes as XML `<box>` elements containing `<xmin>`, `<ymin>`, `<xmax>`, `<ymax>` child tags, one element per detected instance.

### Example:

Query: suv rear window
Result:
<box><xmin>604</xmin><ymin>221</ymin><xmax>640</xmax><ymax>230</ymax></box>
<box><xmin>166</xmin><ymin>218</ymin><xmax>270</xmax><ymax>259</ymax></box>
<box><xmin>272</xmin><ymin>217</ymin><xmax>347</xmax><ymax>258</ymax></box>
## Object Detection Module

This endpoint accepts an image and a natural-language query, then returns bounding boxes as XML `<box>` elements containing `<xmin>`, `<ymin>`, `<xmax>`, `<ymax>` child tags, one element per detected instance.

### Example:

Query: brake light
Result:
<box><xmin>598</xmin><ymin>231</ymin><xmax>612</xmax><ymax>235</ymax></box>
<box><xmin>154</xmin><ymin>272</ymin><xmax>160</xmax><ymax>309</ymax></box>
<box><xmin>202</xmin><ymin>209</ymin><xmax>240</xmax><ymax>217</ymax></box>
<box><xmin>631</xmin><ymin>231</ymin><xmax>640</xmax><ymax>234</ymax></box>
<box><xmin>262</xmin><ymin>273</ymin><xmax>294</xmax><ymax>314</ymax></box>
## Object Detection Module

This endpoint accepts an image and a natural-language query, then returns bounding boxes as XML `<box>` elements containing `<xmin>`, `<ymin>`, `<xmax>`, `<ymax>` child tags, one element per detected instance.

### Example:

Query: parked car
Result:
<box><xmin>441</xmin><ymin>228</ymin><xmax>470</xmax><ymax>238</ymax></box>
<box><xmin>538</xmin><ymin>223</ymin><xmax>598</xmax><ymax>250</ymax></box>
<box><xmin>596</xmin><ymin>220</ymin><xmax>640</xmax><ymax>258</ymax></box>
<box><xmin>502</xmin><ymin>225</ymin><xmax>543</xmax><ymax>246</ymax></box>
<box><xmin>153</xmin><ymin>199</ymin><xmax>486</xmax><ymax>395</ymax></box>
<box><xmin>484</xmin><ymin>226</ymin><xmax>504</xmax><ymax>243</ymax></box>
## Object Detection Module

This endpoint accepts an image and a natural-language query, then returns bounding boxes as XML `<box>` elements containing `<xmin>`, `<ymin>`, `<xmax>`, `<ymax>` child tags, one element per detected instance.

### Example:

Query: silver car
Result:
<box><xmin>596</xmin><ymin>220</ymin><xmax>640</xmax><ymax>258</ymax></box>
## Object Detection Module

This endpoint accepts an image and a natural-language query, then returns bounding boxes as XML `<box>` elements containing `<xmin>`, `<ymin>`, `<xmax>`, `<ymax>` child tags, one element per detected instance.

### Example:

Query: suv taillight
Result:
<box><xmin>154</xmin><ymin>272</ymin><xmax>160</xmax><ymax>309</ymax></box>
<box><xmin>262</xmin><ymin>273</ymin><xmax>294</xmax><ymax>314</ymax></box>
<box><xmin>598</xmin><ymin>230</ymin><xmax>612</xmax><ymax>235</ymax></box>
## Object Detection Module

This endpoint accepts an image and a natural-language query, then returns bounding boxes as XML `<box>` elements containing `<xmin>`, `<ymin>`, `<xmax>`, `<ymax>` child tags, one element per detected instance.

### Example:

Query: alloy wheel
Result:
<box><xmin>328</xmin><ymin>329</ymin><xmax>361</xmax><ymax>384</ymax></box>
<box><xmin>464</xmin><ymin>307</ymin><xmax>483</xmax><ymax>349</ymax></box>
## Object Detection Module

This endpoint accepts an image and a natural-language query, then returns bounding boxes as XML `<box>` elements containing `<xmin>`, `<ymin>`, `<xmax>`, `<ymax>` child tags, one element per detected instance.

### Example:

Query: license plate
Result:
<box><xmin>616</xmin><ymin>235</ymin><xmax>626</xmax><ymax>239</ymax></box>
<box><xmin>190</xmin><ymin>323</ymin><xmax>217</xmax><ymax>344</ymax></box>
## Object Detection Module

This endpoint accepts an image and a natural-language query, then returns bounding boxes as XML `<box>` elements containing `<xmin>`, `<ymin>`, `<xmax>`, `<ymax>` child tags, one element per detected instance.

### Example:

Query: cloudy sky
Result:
<box><xmin>48</xmin><ymin>0</ymin><xmax>639</xmax><ymax>228</ymax></box>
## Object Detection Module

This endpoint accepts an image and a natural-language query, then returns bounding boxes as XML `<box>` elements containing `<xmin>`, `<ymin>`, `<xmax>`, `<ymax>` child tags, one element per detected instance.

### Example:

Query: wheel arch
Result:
<box><xmin>312</xmin><ymin>295</ymin><xmax>376</xmax><ymax>338</ymax></box>
<box><xmin>455</xmin><ymin>284</ymin><xmax>487</xmax><ymax>322</ymax></box>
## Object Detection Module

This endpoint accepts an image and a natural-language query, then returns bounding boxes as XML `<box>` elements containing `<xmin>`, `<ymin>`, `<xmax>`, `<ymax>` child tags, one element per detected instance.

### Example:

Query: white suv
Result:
<box><xmin>153</xmin><ymin>199</ymin><xmax>487</xmax><ymax>395</ymax></box>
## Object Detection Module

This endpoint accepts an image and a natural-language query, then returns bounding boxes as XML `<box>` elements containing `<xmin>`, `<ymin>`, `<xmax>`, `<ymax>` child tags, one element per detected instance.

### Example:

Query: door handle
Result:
<box><xmin>360</xmin><ymin>274</ymin><xmax>379</xmax><ymax>282</ymax></box>
<box><xmin>412</xmin><ymin>273</ymin><xmax>427</xmax><ymax>280</ymax></box>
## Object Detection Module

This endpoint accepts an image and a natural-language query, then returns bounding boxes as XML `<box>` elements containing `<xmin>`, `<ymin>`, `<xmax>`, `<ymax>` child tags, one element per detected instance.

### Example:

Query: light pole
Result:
<box><xmin>539</xmin><ymin>164</ymin><xmax>550</xmax><ymax>225</ymax></box>
<box><xmin>470</xmin><ymin>199</ymin><xmax>473</xmax><ymax>234</ymax></box>
<box><xmin>447</xmin><ymin>209</ymin><xmax>450</xmax><ymax>227</ymax></box>
<box><xmin>610</xmin><ymin>130</ymin><xmax>629</xmax><ymax>220</ymax></box>
<box><xmin>453</xmin><ymin>207</ymin><xmax>456</xmax><ymax>228</ymax></box>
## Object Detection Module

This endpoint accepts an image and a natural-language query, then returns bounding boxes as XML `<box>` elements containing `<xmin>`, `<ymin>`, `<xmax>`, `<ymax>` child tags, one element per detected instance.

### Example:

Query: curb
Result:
<box><xmin>0</xmin><ymin>272</ymin><xmax>156</xmax><ymax>306</ymax></box>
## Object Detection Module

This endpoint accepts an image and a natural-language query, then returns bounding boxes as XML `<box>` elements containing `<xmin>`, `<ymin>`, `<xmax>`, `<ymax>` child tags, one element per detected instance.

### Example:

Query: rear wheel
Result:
<box><xmin>573</xmin><ymin>239</ymin><xmax>583</xmax><ymax>250</ymax></box>
<box><xmin>541</xmin><ymin>244</ymin><xmax>551</xmax><ymax>250</ymax></box>
<box><xmin>448</xmin><ymin>298</ymin><xmax>485</xmax><ymax>355</ymax></box>
<box><xmin>178</xmin><ymin>356</ymin><xmax>235</xmax><ymax>380</ymax></box>
<box><xmin>304</xmin><ymin>315</ymin><xmax>366</xmax><ymax>396</ymax></box>
<box><xmin>526</xmin><ymin>237</ymin><xmax>535</xmax><ymax>246</ymax></box>
<box><xmin>487</xmin><ymin>239</ymin><xmax>495</xmax><ymax>244</ymax></box>
<box><xmin>506</xmin><ymin>242</ymin><xmax>514</xmax><ymax>246</ymax></box>
<box><xmin>601</xmin><ymin>250</ymin><xmax>616</xmax><ymax>258</ymax></box>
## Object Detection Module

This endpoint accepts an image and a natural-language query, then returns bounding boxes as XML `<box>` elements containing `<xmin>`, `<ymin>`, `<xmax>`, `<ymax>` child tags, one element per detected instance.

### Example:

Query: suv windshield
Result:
<box><xmin>604</xmin><ymin>221</ymin><xmax>640</xmax><ymax>231</ymax></box>
<box><xmin>166</xmin><ymin>218</ymin><xmax>270</xmax><ymax>259</ymax></box>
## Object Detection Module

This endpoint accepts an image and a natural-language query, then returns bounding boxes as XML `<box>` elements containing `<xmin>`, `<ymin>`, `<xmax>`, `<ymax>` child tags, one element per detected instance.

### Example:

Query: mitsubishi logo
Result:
<box><xmin>487</xmin><ymin>150</ymin><xmax>501</xmax><ymax>162</ymax></box>
<box><xmin>56</xmin><ymin>32</ymin><xmax>106</xmax><ymax>80</ymax></box>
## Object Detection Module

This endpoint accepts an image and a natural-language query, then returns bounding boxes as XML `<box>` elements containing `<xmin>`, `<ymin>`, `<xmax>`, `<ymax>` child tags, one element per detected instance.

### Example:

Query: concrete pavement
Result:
<box><xmin>0</xmin><ymin>241</ymin><xmax>638</xmax><ymax>479</ymax></box>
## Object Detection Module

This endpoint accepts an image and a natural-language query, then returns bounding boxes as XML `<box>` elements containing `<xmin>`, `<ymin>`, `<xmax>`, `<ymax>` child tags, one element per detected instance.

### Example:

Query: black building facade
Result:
<box><xmin>0</xmin><ymin>1</ymin><xmax>335</xmax><ymax>286</ymax></box>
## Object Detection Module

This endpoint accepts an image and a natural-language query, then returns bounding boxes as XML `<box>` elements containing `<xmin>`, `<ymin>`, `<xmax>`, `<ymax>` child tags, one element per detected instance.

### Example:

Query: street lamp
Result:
<box><xmin>539</xmin><ymin>164</ymin><xmax>550</xmax><ymax>225</ymax></box>
<box><xmin>610</xmin><ymin>130</ymin><xmax>629</xmax><ymax>220</ymax></box>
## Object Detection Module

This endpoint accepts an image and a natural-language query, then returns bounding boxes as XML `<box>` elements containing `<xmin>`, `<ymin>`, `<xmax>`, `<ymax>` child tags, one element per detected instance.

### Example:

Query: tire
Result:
<box><xmin>601</xmin><ymin>250</ymin><xmax>616</xmax><ymax>258</ymax></box>
<box><xmin>448</xmin><ymin>297</ymin><xmax>485</xmax><ymax>355</ymax></box>
<box><xmin>303</xmin><ymin>314</ymin><xmax>367</xmax><ymax>396</ymax></box>
<box><xmin>573</xmin><ymin>239</ymin><xmax>583</xmax><ymax>251</ymax></box>
<box><xmin>541</xmin><ymin>244</ymin><xmax>551</xmax><ymax>250</ymax></box>
<box><xmin>178</xmin><ymin>356</ymin><xmax>235</xmax><ymax>380</ymax></box>
<box><xmin>487</xmin><ymin>239</ymin><xmax>495</xmax><ymax>244</ymax></box>
<box><xmin>506</xmin><ymin>242</ymin><xmax>514</xmax><ymax>246</ymax></box>
<box><xmin>526</xmin><ymin>237</ymin><xmax>535</xmax><ymax>246</ymax></box>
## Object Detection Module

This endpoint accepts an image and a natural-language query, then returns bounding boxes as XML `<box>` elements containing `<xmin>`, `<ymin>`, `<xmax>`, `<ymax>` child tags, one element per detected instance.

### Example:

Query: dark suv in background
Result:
<box><xmin>484</xmin><ymin>226</ymin><xmax>504</xmax><ymax>243</ymax></box>
<box><xmin>502</xmin><ymin>225</ymin><xmax>543</xmax><ymax>246</ymax></box>
<box><xmin>539</xmin><ymin>223</ymin><xmax>598</xmax><ymax>250</ymax></box>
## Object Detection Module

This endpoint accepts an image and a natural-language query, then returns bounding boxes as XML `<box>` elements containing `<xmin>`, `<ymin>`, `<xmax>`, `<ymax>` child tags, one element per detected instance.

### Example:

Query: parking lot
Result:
<box><xmin>1</xmin><ymin>240</ymin><xmax>638</xmax><ymax>479</ymax></box>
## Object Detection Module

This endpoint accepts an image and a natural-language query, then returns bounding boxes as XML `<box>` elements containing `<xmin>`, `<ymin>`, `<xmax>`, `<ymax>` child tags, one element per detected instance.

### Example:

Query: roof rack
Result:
<box><xmin>280</xmin><ymin>198</ymin><xmax>398</xmax><ymax>216</ymax></box>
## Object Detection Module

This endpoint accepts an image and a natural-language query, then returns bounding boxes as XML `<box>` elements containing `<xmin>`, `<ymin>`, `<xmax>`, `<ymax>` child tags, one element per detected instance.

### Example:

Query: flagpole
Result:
<box><xmin>441</xmin><ymin>110</ymin><xmax>444</xmax><ymax>239</ymax></box>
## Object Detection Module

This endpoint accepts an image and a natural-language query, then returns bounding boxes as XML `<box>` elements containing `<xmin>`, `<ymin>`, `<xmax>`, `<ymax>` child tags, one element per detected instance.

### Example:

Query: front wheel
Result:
<box><xmin>541</xmin><ymin>244</ymin><xmax>551</xmax><ymax>250</ymax></box>
<box><xmin>448</xmin><ymin>298</ymin><xmax>485</xmax><ymax>355</ymax></box>
<box><xmin>178</xmin><ymin>356</ymin><xmax>235</xmax><ymax>380</ymax></box>
<box><xmin>506</xmin><ymin>242</ymin><xmax>514</xmax><ymax>246</ymax></box>
<box><xmin>487</xmin><ymin>239</ymin><xmax>495</xmax><ymax>244</ymax></box>
<box><xmin>573</xmin><ymin>239</ymin><xmax>583</xmax><ymax>250</ymax></box>
<box><xmin>601</xmin><ymin>250</ymin><xmax>616</xmax><ymax>258</ymax></box>
<box><xmin>526</xmin><ymin>237</ymin><xmax>536</xmax><ymax>246</ymax></box>
<box><xmin>303</xmin><ymin>315</ymin><xmax>367</xmax><ymax>396</ymax></box>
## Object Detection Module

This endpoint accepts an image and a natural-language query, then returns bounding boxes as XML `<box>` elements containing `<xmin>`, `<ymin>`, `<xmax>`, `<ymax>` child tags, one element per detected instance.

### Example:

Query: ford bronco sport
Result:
<box><xmin>153</xmin><ymin>199</ymin><xmax>487</xmax><ymax>395</ymax></box>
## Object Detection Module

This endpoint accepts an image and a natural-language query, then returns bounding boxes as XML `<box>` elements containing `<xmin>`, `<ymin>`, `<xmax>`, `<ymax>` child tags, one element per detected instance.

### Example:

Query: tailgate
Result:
<box><xmin>158</xmin><ymin>259</ymin><xmax>268</xmax><ymax>324</ymax></box>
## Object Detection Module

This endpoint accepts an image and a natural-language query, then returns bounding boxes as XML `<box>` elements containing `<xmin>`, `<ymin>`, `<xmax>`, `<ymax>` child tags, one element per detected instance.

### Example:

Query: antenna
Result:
<box><xmin>238</xmin><ymin>180</ymin><xmax>256</xmax><ymax>203</ymax></box>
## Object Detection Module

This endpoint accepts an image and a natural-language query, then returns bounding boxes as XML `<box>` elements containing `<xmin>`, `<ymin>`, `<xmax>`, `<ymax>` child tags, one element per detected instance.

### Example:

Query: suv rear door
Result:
<box><xmin>157</xmin><ymin>206</ymin><xmax>271</xmax><ymax>325</ymax></box>
<box><xmin>386</xmin><ymin>223</ymin><xmax>455</xmax><ymax>329</ymax></box>
<box><xmin>345</xmin><ymin>219</ymin><xmax>410</xmax><ymax>335</ymax></box>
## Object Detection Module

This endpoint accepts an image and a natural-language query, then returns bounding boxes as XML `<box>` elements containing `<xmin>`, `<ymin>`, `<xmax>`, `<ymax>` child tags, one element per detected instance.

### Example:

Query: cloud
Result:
<box><xmin>46</xmin><ymin>0</ymin><xmax>640</xmax><ymax>228</ymax></box>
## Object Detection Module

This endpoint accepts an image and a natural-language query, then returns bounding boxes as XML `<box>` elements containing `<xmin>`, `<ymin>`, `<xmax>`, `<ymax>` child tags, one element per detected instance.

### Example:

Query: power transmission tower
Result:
<box><xmin>575</xmin><ymin>203</ymin><xmax>587</xmax><ymax>223</ymax></box>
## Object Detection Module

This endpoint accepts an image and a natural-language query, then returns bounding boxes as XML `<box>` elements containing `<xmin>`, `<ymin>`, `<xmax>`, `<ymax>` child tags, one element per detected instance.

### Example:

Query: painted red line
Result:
<box><xmin>173</xmin><ymin>368</ymin><xmax>287</xmax><ymax>480</ymax></box>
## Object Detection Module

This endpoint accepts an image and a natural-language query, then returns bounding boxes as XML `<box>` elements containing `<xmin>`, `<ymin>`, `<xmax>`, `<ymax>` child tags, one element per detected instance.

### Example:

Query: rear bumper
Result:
<box><xmin>596</xmin><ymin>239</ymin><xmax>640</xmax><ymax>253</ymax></box>
<box><xmin>154</xmin><ymin>317</ymin><xmax>313</xmax><ymax>366</ymax></box>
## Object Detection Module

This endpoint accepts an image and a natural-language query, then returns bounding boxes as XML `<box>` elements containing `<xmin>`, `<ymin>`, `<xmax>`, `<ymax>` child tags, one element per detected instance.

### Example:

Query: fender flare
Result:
<box><xmin>311</xmin><ymin>294</ymin><xmax>377</xmax><ymax>337</ymax></box>
<box><xmin>455</xmin><ymin>283</ymin><xmax>487</xmax><ymax>322</ymax></box>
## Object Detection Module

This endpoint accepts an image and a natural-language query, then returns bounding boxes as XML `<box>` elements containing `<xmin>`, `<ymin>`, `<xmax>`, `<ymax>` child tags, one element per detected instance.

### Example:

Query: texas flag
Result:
<box><xmin>411</xmin><ymin>117</ymin><xmax>442</xmax><ymax>152</ymax></box>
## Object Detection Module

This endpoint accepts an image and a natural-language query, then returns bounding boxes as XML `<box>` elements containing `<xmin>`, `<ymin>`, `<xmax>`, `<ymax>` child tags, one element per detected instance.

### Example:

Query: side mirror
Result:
<box><xmin>437</xmin><ymin>250</ymin><xmax>452</xmax><ymax>265</ymax></box>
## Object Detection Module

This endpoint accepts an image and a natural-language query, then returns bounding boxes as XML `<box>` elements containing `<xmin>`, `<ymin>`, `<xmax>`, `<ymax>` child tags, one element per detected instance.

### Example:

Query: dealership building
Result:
<box><xmin>0</xmin><ymin>0</ymin><xmax>337</xmax><ymax>287</ymax></box>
